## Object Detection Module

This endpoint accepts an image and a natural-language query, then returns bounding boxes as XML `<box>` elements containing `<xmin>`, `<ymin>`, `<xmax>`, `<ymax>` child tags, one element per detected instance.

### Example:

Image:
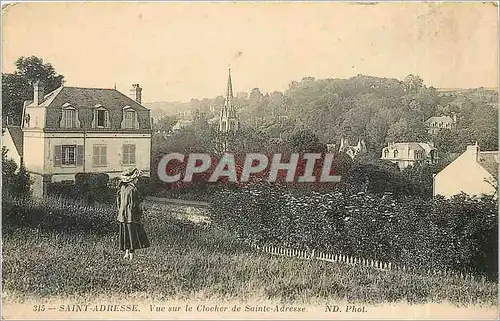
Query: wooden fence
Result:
<box><xmin>250</xmin><ymin>242</ymin><xmax>484</xmax><ymax>282</ymax></box>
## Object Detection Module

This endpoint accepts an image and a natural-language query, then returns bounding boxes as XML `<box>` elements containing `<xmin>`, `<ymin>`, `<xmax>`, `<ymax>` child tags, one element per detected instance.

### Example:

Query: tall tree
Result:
<box><xmin>287</xmin><ymin>129</ymin><xmax>326</xmax><ymax>153</ymax></box>
<box><xmin>2</xmin><ymin>56</ymin><xmax>64</xmax><ymax>125</ymax></box>
<box><xmin>403</xmin><ymin>74</ymin><xmax>424</xmax><ymax>94</ymax></box>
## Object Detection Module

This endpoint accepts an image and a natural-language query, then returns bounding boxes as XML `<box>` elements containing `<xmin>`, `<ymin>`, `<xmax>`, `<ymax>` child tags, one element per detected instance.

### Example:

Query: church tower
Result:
<box><xmin>219</xmin><ymin>68</ymin><xmax>239</xmax><ymax>134</ymax></box>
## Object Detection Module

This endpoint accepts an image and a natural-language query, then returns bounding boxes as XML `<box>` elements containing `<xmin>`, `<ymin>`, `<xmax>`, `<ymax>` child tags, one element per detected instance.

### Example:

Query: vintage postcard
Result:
<box><xmin>1</xmin><ymin>1</ymin><xmax>498</xmax><ymax>320</ymax></box>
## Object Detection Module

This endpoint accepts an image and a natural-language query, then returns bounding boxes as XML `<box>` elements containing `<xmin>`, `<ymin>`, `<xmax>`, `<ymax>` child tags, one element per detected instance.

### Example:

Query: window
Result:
<box><xmin>122</xmin><ymin>144</ymin><xmax>136</xmax><ymax>165</ymax></box>
<box><xmin>24</xmin><ymin>114</ymin><xmax>30</xmax><ymax>127</ymax></box>
<box><xmin>54</xmin><ymin>145</ymin><xmax>83</xmax><ymax>167</ymax></box>
<box><xmin>97</xmin><ymin>110</ymin><xmax>106</xmax><ymax>127</ymax></box>
<box><xmin>60</xmin><ymin>104</ymin><xmax>80</xmax><ymax>129</ymax></box>
<box><xmin>93</xmin><ymin>145</ymin><xmax>107</xmax><ymax>166</ymax></box>
<box><xmin>384</xmin><ymin>150</ymin><xmax>389</xmax><ymax>158</ymax></box>
<box><xmin>92</xmin><ymin>105</ymin><xmax>109</xmax><ymax>128</ymax></box>
<box><xmin>393</xmin><ymin>150</ymin><xmax>398</xmax><ymax>158</ymax></box>
<box><xmin>62</xmin><ymin>145</ymin><xmax>76</xmax><ymax>165</ymax></box>
<box><xmin>63</xmin><ymin>109</ymin><xmax>76</xmax><ymax>128</ymax></box>
<box><xmin>121</xmin><ymin>107</ymin><xmax>138</xmax><ymax>129</ymax></box>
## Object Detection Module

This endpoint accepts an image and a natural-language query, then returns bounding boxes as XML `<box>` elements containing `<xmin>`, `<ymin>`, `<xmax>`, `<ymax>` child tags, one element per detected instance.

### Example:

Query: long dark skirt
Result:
<box><xmin>119</xmin><ymin>222</ymin><xmax>150</xmax><ymax>251</ymax></box>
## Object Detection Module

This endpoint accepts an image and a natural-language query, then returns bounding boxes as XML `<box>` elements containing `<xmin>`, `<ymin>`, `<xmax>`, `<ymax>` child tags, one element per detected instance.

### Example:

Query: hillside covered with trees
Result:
<box><xmin>149</xmin><ymin>74</ymin><xmax>498</xmax><ymax>157</ymax></box>
<box><xmin>149</xmin><ymin>74</ymin><xmax>497</xmax><ymax>199</ymax></box>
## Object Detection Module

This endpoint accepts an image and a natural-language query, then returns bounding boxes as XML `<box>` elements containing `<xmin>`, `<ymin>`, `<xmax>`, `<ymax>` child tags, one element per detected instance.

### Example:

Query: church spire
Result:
<box><xmin>227</xmin><ymin>68</ymin><xmax>233</xmax><ymax>98</ymax></box>
<box><xmin>219</xmin><ymin>68</ymin><xmax>239</xmax><ymax>148</ymax></box>
<box><xmin>226</xmin><ymin>68</ymin><xmax>234</xmax><ymax>109</ymax></box>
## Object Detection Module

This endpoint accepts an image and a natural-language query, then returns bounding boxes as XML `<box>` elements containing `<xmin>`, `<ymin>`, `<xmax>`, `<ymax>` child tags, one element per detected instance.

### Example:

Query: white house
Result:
<box><xmin>425</xmin><ymin>115</ymin><xmax>456</xmax><ymax>135</ymax></box>
<box><xmin>381</xmin><ymin>142</ymin><xmax>438</xmax><ymax>170</ymax></box>
<box><xmin>21</xmin><ymin>81</ymin><xmax>152</xmax><ymax>196</ymax></box>
<box><xmin>171</xmin><ymin>119</ymin><xmax>193</xmax><ymax>132</ymax></box>
<box><xmin>2</xmin><ymin>126</ymin><xmax>23</xmax><ymax>167</ymax></box>
<box><xmin>434</xmin><ymin>144</ymin><xmax>498</xmax><ymax>198</ymax></box>
<box><xmin>339</xmin><ymin>137</ymin><xmax>366</xmax><ymax>160</ymax></box>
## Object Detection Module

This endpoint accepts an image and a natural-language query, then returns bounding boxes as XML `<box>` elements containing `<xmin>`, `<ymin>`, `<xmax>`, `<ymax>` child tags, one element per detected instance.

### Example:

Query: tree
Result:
<box><xmin>152</xmin><ymin>115</ymin><xmax>178</xmax><ymax>132</ymax></box>
<box><xmin>2</xmin><ymin>147</ymin><xmax>18</xmax><ymax>192</ymax></box>
<box><xmin>2</xmin><ymin>147</ymin><xmax>32</xmax><ymax>197</ymax></box>
<box><xmin>2</xmin><ymin>56</ymin><xmax>64</xmax><ymax>125</ymax></box>
<box><xmin>403</xmin><ymin>74</ymin><xmax>424</xmax><ymax>94</ymax></box>
<box><xmin>386</xmin><ymin>117</ymin><xmax>429</xmax><ymax>143</ymax></box>
<box><xmin>287</xmin><ymin>129</ymin><xmax>326</xmax><ymax>153</ymax></box>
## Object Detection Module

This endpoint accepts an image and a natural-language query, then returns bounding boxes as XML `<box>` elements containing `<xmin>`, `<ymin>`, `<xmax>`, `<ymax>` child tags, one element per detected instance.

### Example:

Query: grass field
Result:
<box><xmin>1</xmin><ymin>196</ymin><xmax>498</xmax><ymax>308</ymax></box>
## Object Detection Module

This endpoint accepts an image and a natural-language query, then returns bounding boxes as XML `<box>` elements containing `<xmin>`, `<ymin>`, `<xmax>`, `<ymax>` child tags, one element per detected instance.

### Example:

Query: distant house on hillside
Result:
<box><xmin>380</xmin><ymin>142</ymin><xmax>438</xmax><ymax>170</ymax></box>
<box><xmin>338</xmin><ymin>137</ymin><xmax>366</xmax><ymax>160</ymax></box>
<box><xmin>434</xmin><ymin>143</ymin><xmax>498</xmax><ymax>198</ymax></box>
<box><xmin>171</xmin><ymin>119</ymin><xmax>193</xmax><ymax>132</ymax></box>
<box><xmin>2</xmin><ymin>126</ymin><xmax>23</xmax><ymax>167</ymax></box>
<box><xmin>425</xmin><ymin>115</ymin><xmax>456</xmax><ymax>135</ymax></box>
<box><xmin>21</xmin><ymin>81</ymin><xmax>152</xmax><ymax>196</ymax></box>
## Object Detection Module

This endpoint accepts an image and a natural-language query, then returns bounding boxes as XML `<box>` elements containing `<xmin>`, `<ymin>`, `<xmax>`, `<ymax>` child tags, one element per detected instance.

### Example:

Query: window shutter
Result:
<box><xmin>102</xmin><ymin>146</ymin><xmax>107</xmax><ymax>165</ymax></box>
<box><xmin>60</xmin><ymin>110</ymin><xmax>65</xmax><ymax>128</ymax></box>
<box><xmin>93</xmin><ymin>146</ymin><xmax>99</xmax><ymax>166</ymax></box>
<box><xmin>105</xmin><ymin>110</ymin><xmax>110</xmax><ymax>128</ymax></box>
<box><xmin>74</xmin><ymin>110</ymin><xmax>81</xmax><ymax>128</ymax></box>
<box><xmin>121</xmin><ymin>144</ymin><xmax>126</xmax><ymax>165</ymax></box>
<box><xmin>54</xmin><ymin>145</ymin><xmax>62</xmax><ymax>166</ymax></box>
<box><xmin>120</xmin><ymin>114</ymin><xmax>125</xmax><ymax>129</ymax></box>
<box><xmin>134</xmin><ymin>112</ymin><xmax>140</xmax><ymax>129</ymax></box>
<box><xmin>76</xmin><ymin>145</ymin><xmax>84</xmax><ymax>166</ymax></box>
<box><xmin>91</xmin><ymin>110</ymin><xmax>96</xmax><ymax>128</ymax></box>
<box><xmin>130</xmin><ymin>145</ymin><xmax>136</xmax><ymax>164</ymax></box>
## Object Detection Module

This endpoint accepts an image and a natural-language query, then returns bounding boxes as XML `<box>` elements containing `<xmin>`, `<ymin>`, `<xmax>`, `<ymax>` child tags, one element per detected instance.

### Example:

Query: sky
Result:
<box><xmin>2</xmin><ymin>2</ymin><xmax>498</xmax><ymax>103</ymax></box>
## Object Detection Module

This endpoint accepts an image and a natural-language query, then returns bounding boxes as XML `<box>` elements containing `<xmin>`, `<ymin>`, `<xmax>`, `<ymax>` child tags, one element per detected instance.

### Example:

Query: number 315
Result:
<box><xmin>33</xmin><ymin>305</ymin><xmax>45</xmax><ymax>312</ymax></box>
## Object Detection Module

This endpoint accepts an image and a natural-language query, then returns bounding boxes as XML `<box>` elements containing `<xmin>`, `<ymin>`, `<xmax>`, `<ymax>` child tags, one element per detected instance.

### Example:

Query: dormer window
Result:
<box><xmin>121</xmin><ymin>106</ymin><xmax>139</xmax><ymax>129</ymax></box>
<box><xmin>60</xmin><ymin>103</ymin><xmax>80</xmax><ymax>129</ymax></box>
<box><xmin>92</xmin><ymin>104</ymin><xmax>110</xmax><ymax>128</ymax></box>
<box><xmin>24</xmin><ymin>114</ymin><xmax>30</xmax><ymax>127</ymax></box>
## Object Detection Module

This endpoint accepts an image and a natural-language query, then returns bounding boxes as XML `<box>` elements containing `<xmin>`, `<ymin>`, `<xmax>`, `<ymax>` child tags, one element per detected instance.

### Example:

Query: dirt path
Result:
<box><xmin>145</xmin><ymin>196</ymin><xmax>210</xmax><ymax>208</ymax></box>
<box><xmin>144</xmin><ymin>197</ymin><xmax>211</xmax><ymax>225</ymax></box>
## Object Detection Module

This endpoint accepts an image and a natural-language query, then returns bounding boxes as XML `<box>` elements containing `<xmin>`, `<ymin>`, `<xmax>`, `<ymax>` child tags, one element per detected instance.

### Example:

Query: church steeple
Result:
<box><xmin>224</xmin><ymin>68</ymin><xmax>236</xmax><ymax>118</ymax></box>
<box><xmin>219</xmin><ymin>68</ymin><xmax>240</xmax><ymax>150</ymax></box>
<box><xmin>227</xmin><ymin>68</ymin><xmax>233</xmax><ymax>101</ymax></box>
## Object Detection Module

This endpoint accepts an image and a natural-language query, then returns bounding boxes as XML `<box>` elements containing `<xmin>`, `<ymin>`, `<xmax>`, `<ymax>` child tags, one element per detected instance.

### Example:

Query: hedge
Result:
<box><xmin>209</xmin><ymin>182</ymin><xmax>498</xmax><ymax>280</ymax></box>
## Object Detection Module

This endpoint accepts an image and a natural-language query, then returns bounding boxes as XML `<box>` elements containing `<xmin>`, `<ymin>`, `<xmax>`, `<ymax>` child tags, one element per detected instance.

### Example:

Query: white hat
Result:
<box><xmin>120</xmin><ymin>167</ymin><xmax>142</xmax><ymax>183</ymax></box>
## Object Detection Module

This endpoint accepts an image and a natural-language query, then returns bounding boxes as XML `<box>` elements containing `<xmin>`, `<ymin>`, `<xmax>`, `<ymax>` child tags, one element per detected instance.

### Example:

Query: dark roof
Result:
<box><xmin>27</xmin><ymin>86</ymin><xmax>151</xmax><ymax>130</ymax></box>
<box><xmin>6</xmin><ymin>126</ymin><xmax>23</xmax><ymax>156</ymax></box>
<box><xmin>478</xmin><ymin>151</ymin><xmax>499</xmax><ymax>178</ymax></box>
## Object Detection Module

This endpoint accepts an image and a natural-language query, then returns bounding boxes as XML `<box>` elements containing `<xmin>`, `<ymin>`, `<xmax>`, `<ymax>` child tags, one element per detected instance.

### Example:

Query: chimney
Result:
<box><xmin>129</xmin><ymin>84</ymin><xmax>142</xmax><ymax>104</ymax></box>
<box><xmin>33</xmin><ymin>81</ymin><xmax>44</xmax><ymax>106</ymax></box>
<box><xmin>466</xmin><ymin>142</ymin><xmax>480</xmax><ymax>162</ymax></box>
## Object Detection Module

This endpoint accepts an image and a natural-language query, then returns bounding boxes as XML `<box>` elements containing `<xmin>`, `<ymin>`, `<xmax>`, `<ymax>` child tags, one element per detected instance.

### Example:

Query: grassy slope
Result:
<box><xmin>1</xmin><ymin>201</ymin><xmax>497</xmax><ymax>306</ymax></box>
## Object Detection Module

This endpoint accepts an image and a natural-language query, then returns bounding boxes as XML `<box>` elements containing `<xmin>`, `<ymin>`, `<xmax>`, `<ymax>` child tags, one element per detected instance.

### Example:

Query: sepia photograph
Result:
<box><xmin>1</xmin><ymin>1</ymin><xmax>498</xmax><ymax>319</ymax></box>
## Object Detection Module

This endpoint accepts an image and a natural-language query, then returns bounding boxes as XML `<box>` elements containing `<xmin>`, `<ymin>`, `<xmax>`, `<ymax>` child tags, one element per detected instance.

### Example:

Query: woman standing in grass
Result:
<box><xmin>116</xmin><ymin>168</ymin><xmax>150</xmax><ymax>260</ymax></box>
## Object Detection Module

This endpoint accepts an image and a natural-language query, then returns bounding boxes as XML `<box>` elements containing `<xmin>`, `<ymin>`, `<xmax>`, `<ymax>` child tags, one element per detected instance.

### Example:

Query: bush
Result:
<box><xmin>210</xmin><ymin>183</ymin><xmax>498</xmax><ymax>280</ymax></box>
<box><xmin>49</xmin><ymin>173</ymin><xmax>112</xmax><ymax>204</ymax></box>
<box><xmin>2</xmin><ymin>147</ymin><xmax>32</xmax><ymax>198</ymax></box>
